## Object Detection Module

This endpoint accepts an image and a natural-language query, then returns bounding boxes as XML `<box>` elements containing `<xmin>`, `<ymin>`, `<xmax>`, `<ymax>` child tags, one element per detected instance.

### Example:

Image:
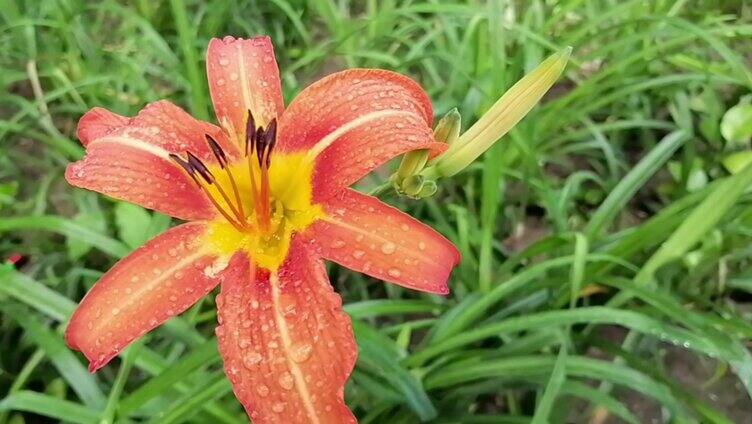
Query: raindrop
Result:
<box><xmin>243</xmin><ymin>351</ymin><xmax>262</xmax><ymax>368</ymax></box>
<box><xmin>279</xmin><ymin>372</ymin><xmax>294</xmax><ymax>390</ymax></box>
<box><xmin>230</xmin><ymin>72</ymin><xmax>238</xmax><ymax>81</ymax></box>
<box><xmin>257</xmin><ymin>385</ymin><xmax>270</xmax><ymax>397</ymax></box>
<box><xmin>387</xmin><ymin>268</ymin><xmax>402</xmax><ymax>278</ymax></box>
<box><xmin>380</xmin><ymin>242</ymin><xmax>396</xmax><ymax>254</ymax></box>
<box><xmin>331</xmin><ymin>239</ymin><xmax>346</xmax><ymax>249</ymax></box>
<box><xmin>272</xmin><ymin>402</ymin><xmax>285</xmax><ymax>413</ymax></box>
<box><xmin>217</xmin><ymin>78</ymin><xmax>226</xmax><ymax>86</ymax></box>
<box><xmin>219</xmin><ymin>58</ymin><xmax>230</xmax><ymax>66</ymax></box>
<box><xmin>352</xmin><ymin>250</ymin><xmax>365</xmax><ymax>259</ymax></box>
<box><xmin>291</xmin><ymin>343</ymin><xmax>313</xmax><ymax>363</ymax></box>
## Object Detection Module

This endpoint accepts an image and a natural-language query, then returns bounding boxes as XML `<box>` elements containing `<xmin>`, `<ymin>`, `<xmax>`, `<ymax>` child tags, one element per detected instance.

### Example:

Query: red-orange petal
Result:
<box><xmin>277</xmin><ymin>69</ymin><xmax>445</xmax><ymax>201</ymax></box>
<box><xmin>77</xmin><ymin>107</ymin><xmax>128</xmax><ymax>146</ymax></box>
<box><xmin>206</xmin><ymin>36</ymin><xmax>285</xmax><ymax>142</ymax></box>
<box><xmin>67</xmin><ymin>101</ymin><xmax>239</xmax><ymax>220</ymax></box>
<box><xmin>216</xmin><ymin>238</ymin><xmax>357</xmax><ymax>424</ymax></box>
<box><xmin>303</xmin><ymin>189</ymin><xmax>460</xmax><ymax>294</ymax></box>
<box><xmin>65</xmin><ymin>222</ymin><xmax>238</xmax><ymax>372</ymax></box>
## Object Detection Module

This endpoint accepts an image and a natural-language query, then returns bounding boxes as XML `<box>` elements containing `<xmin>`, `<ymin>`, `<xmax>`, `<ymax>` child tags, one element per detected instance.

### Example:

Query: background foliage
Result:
<box><xmin>1</xmin><ymin>0</ymin><xmax>752</xmax><ymax>422</ymax></box>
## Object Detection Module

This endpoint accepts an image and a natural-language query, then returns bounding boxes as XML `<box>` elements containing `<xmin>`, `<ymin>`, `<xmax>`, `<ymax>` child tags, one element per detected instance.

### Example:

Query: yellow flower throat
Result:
<box><xmin>170</xmin><ymin>117</ymin><xmax>322</xmax><ymax>270</ymax></box>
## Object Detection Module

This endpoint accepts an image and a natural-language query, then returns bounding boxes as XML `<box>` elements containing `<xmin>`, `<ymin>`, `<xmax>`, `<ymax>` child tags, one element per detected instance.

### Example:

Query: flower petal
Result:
<box><xmin>304</xmin><ymin>189</ymin><xmax>459</xmax><ymax>294</ymax></box>
<box><xmin>77</xmin><ymin>107</ymin><xmax>128</xmax><ymax>146</ymax></box>
<box><xmin>67</xmin><ymin>101</ymin><xmax>238</xmax><ymax>220</ymax></box>
<box><xmin>206</xmin><ymin>36</ymin><xmax>285</xmax><ymax>142</ymax></box>
<box><xmin>276</xmin><ymin>69</ymin><xmax>446</xmax><ymax>201</ymax></box>
<box><xmin>216</xmin><ymin>239</ymin><xmax>357</xmax><ymax>423</ymax></box>
<box><xmin>65</xmin><ymin>222</ymin><xmax>238</xmax><ymax>372</ymax></box>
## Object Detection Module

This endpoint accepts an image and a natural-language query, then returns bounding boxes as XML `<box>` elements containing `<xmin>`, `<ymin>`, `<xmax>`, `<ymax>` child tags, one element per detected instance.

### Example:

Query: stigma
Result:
<box><xmin>170</xmin><ymin>110</ymin><xmax>279</xmax><ymax>234</ymax></box>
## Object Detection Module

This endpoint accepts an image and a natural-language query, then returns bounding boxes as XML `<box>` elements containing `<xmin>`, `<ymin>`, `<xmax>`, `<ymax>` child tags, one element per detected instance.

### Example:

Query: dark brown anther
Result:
<box><xmin>255</xmin><ymin>125</ymin><xmax>267</xmax><ymax>166</ymax></box>
<box><xmin>245</xmin><ymin>109</ymin><xmax>256</xmax><ymax>156</ymax></box>
<box><xmin>263</xmin><ymin>118</ymin><xmax>277</xmax><ymax>167</ymax></box>
<box><xmin>205</xmin><ymin>134</ymin><xmax>227</xmax><ymax>168</ymax></box>
<box><xmin>169</xmin><ymin>153</ymin><xmax>198</xmax><ymax>183</ymax></box>
<box><xmin>186</xmin><ymin>152</ymin><xmax>214</xmax><ymax>184</ymax></box>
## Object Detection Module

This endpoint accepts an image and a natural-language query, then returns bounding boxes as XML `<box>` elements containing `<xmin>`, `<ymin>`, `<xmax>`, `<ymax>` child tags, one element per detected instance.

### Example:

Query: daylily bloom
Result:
<box><xmin>64</xmin><ymin>35</ymin><xmax>459</xmax><ymax>423</ymax></box>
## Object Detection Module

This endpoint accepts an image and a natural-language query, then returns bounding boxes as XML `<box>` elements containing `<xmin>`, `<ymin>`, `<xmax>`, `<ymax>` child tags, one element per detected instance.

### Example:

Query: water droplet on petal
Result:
<box><xmin>331</xmin><ymin>239</ymin><xmax>346</xmax><ymax>248</ymax></box>
<box><xmin>272</xmin><ymin>402</ymin><xmax>285</xmax><ymax>413</ymax></box>
<box><xmin>257</xmin><ymin>385</ymin><xmax>270</xmax><ymax>397</ymax></box>
<box><xmin>418</xmin><ymin>241</ymin><xmax>426</xmax><ymax>251</ymax></box>
<box><xmin>380</xmin><ymin>242</ymin><xmax>396</xmax><ymax>254</ymax></box>
<box><xmin>291</xmin><ymin>343</ymin><xmax>313</xmax><ymax>363</ymax></box>
<box><xmin>243</xmin><ymin>351</ymin><xmax>262</xmax><ymax>368</ymax></box>
<box><xmin>352</xmin><ymin>250</ymin><xmax>365</xmax><ymax>259</ymax></box>
<box><xmin>388</xmin><ymin>268</ymin><xmax>402</xmax><ymax>278</ymax></box>
<box><xmin>279</xmin><ymin>372</ymin><xmax>294</xmax><ymax>390</ymax></box>
<box><xmin>219</xmin><ymin>58</ymin><xmax>230</xmax><ymax>66</ymax></box>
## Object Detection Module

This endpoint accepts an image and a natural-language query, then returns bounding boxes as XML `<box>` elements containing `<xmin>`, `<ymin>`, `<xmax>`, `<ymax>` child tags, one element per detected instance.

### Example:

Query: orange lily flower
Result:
<box><xmin>65</xmin><ymin>36</ymin><xmax>459</xmax><ymax>423</ymax></box>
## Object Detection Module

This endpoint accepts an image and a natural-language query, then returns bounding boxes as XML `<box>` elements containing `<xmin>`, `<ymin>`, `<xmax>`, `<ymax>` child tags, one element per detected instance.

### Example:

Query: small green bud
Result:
<box><xmin>417</xmin><ymin>179</ymin><xmax>437</xmax><ymax>198</ymax></box>
<box><xmin>396</xmin><ymin>175</ymin><xmax>438</xmax><ymax>199</ymax></box>
<box><xmin>433</xmin><ymin>108</ymin><xmax>462</xmax><ymax>145</ymax></box>
<box><xmin>392</xmin><ymin>109</ymin><xmax>463</xmax><ymax>196</ymax></box>
<box><xmin>400</xmin><ymin>175</ymin><xmax>426</xmax><ymax>197</ymax></box>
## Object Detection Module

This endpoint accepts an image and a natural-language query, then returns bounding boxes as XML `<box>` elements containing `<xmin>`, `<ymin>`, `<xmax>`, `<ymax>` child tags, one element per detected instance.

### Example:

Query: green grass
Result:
<box><xmin>1</xmin><ymin>0</ymin><xmax>752</xmax><ymax>422</ymax></box>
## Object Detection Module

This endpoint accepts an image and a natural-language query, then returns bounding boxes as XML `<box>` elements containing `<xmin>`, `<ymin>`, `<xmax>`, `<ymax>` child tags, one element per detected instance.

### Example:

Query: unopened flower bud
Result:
<box><xmin>424</xmin><ymin>47</ymin><xmax>571</xmax><ymax>178</ymax></box>
<box><xmin>391</xmin><ymin>109</ymin><xmax>462</xmax><ymax>196</ymax></box>
<box><xmin>433</xmin><ymin>108</ymin><xmax>461</xmax><ymax>145</ymax></box>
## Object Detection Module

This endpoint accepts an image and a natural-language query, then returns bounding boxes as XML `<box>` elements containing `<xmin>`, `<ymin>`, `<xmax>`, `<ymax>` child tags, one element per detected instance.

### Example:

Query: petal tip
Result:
<box><xmin>64</xmin><ymin>162</ymin><xmax>84</xmax><ymax>186</ymax></box>
<box><xmin>76</xmin><ymin>107</ymin><xmax>128</xmax><ymax>146</ymax></box>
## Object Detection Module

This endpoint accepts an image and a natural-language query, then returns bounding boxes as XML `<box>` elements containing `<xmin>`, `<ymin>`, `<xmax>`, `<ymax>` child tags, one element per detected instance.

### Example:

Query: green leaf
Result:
<box><xmin>0</xmin><ymin>391</ymin><xmax>100</xmax><ymax>424</ymax></box>
<box><xmin>354</xmin><ymin>321</ymin><xmax>437</xmax><ymax>421</ymax></box>
<box><xmin>721</xmin><ymin>98</ymin><xmax>752</xmax><ymax>146</ymax></box>
<box><xmin>585</xmin><ymin>130</ymin><xmax>687</xmax><ymax>239</ymax></box>
<box><xmin>2</xmin><ymin>304</ymin><xmax>106</xmax><ymax>409</ymax></box>
<box><xmin>114</xmin><ymin>202</ymin><xmax>156</xmax><ymax>249</ymax></box>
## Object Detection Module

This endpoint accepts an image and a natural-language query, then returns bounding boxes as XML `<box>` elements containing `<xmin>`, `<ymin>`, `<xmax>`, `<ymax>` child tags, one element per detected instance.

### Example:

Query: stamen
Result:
<box><xmin>245</xmin><ymin>109</ymin><xmax>256</xmax><ymax>156</ymax></box>
<box><xmin>186</xmin><ymin>152</ymin><xmax>214</xmax><ymax>184</ymax></box>
<box><xmin>255</xmin><ymin>125</ymin><xmax>268</xmax><ymax>166</ymax></box>
<box><xmin>169</xmin><ymin>153</ymin><xmax>197</xmax><ymax>183</ymax></box>
<box><xmin>170</xmin><ymin>153</ymin><xmax>245</xmax><ymax>231</ymax></box>
<box><xmin>205</xmin><ymin>134</ymin><xmax>228</xmax><ymax>168</ymax></box>
<box><xmin>263</xmin><ymin>119</ymin><xmax>277</xmax><ymax>168</ymax></box>
<box><xmin>206</xmin><ymin>134</ymin><xmax>245</xmax><ymax>221</ymax></box>
<box><xmin>185</xmin><ymin>152</ymin><xmax>244</xmax><ymax>227</ymax></box>
<box><xmin>257</xmin><ymin>118</ymin><xmax>277</xmax><ymax>230</ymax></box>
<box><xmin>245</xmin><ymin>110</ymin><xmax>262</xmax><ymax>222</ymax></box>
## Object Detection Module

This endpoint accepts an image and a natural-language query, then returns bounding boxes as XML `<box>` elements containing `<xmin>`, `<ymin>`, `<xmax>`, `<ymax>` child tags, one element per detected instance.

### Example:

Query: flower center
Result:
<box><xmin>170</xmin><ymin>111</ymin><xmax>322</xmax><ymax>269</ymax></box>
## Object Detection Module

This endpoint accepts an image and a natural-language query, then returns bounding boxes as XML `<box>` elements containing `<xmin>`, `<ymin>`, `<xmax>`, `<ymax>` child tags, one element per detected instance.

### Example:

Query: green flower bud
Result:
<box><xmin>424</xmin><ymin>47</ymin><xmax>571</xmax><ymax>179</ymax></box>
<box><xmin>391</xmin><ymin>108</ymin><xmax>462</xmax><ymax>197</ymax></box>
